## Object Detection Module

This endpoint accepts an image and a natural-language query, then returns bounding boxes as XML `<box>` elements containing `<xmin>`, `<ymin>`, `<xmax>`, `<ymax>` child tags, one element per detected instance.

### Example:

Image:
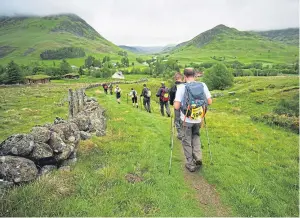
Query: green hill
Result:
<box><xmin>0</xmin><ymin>14</ymin><xmax>121</xmax><ymax>64</ymax></box>
<box><xmin>254</xmin><ymin>28</ymin><xmax>299</xmax><ymax>45</ymax></box>
<box><xmin>168</xmin><ymin>25</ymin><xmax>298</xmax><ymax>64</ymax></box>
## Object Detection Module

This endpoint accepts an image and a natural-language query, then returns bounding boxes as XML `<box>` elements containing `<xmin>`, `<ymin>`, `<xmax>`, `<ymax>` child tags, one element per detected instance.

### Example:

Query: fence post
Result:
<box><xmin>78</xmin><ymin>89</ymin><xmax>84</xmax><ymax>112</ymax></box>
<box><xmin>68</xmin><ymin>89</ymin><xmax>73</xmax><ymax>119</ymax></box>
<box><xmin>73</xmin><ymin>89</ymin><xmax>79</xmax><ymax>116</ymax></box>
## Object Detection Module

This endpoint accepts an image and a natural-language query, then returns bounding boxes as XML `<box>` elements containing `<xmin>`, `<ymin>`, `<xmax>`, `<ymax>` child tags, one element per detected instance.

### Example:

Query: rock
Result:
<box><xmin>55</xmin><ymin>145</ymin><xmax>74</xmax><ymax>161</ymax></box>
<box><xmin>0</xmin><ymin>179</ymin><xmax>14</xmax><ymax>189</ymax></box>
<box><xmin>228</xmin><ymin>91</ymin><xmax>236</xmax><ymax>96</ymax></box>
<box><xmin>39</xmin><ymin>165</ymin><xmax>56</xmax><ymax>176</ymax></box>
<box><xmin>69</xmin><ymin>151</ymin><xmax>77</xmax><ymax>159</ymax></box>
<box><xmin>58</xmin><ymin>166</ymin><xmax>71</xmax><ymax>172</ymax></box>
<box><xmin>31</xmin><ymin>127</ymin><xmax>50</xmax><ymax>143</ymax></box>
<box><xmin>96</xmin><ymin>130</ymin><xmax>106</xmax><ymax>137</ymax></box>
<box><xmin>0</xmin><ymin>156</ymin><xmax>38</xmax><ymax>183</ymax></box>
<box><xmin>60</xmin><ymin>158</ymin><xmax>77</xmax><ymax>167</ymax></box>
<box><xmin>71</xmin><ymin>114</ymin><xmax>90</xmax><ymax>131</ymax></box>
<box><xmin>68</xmin><ymin>136</ymin><xmax>75</xmax><ymax>142</ymax></box>
<box><xmin>48</xmin><ymin>132</ymin><xmax>66</xmax><ymax>153</ymax></box>
<box><xmin>31</xmin><ymin>142</ymin><xmax>53</xmax><ymax>160</ymax></box>
<box><xmin>0</xmin><ymin>134</ymin><xmax>34</xmax><ymax>156</ymax></box>
<box><xmin>51</xmin><ymin>122</ymin><xmax>80</xmax><ymax>146</ymax></box>
<box><xmin>86</xmin><ymin>97</ymin><xmax>97</xmax><ymax>102</ymax></box>
<box><xmin>80</xmin><ymin>131</ymin><xmax>91</xmax><ymax>140</ymax></box>
<box><xmin>54</xmin><ymin>117</ymin><xmax>67</xmax><ymax>124</ymax></box>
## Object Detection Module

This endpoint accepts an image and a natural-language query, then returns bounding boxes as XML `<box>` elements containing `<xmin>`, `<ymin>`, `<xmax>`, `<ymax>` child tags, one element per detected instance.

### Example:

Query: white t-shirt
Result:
<box><xmin>174</xmin><ymin>82</ymin><xmax>211</xmax><ymax>123</ymax></box>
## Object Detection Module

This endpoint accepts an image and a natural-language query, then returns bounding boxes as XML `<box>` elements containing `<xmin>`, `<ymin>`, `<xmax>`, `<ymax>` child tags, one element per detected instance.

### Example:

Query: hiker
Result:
<box><xmin>140</xmin><ymin>84</ymin><xmax>151</xmax><ymax>113</ymax></box>
<box><xmin>156</xmin><ymin>82</ymin><xmax>171</xmax><ymax>117</ymax></box>
<box><xmin>102</xmin><ymin>83</ymin><xmax>108</xmax><ymax>94</ymax></box>
<box><xmin>115</xmin><ymin>85</ymin><xmax>121</xmax><ymax>104</ymax></box>
<box><xmin>108</xmin><ymin>83</ymin><xmax>113</xmax><ymax>95</ymax></box>
<box><xmin>129</xmin><ymin>88</ymin><xmax>138</xmax><ymax>108</ymax></box>
<box><xmin>174</xmin><ymin>68</ymin><xmax>212</xmax><ymax>172</ymax></box>
<box><xmin>169</xmin><ymin>72</ymin><xmax>184</xmax><ymax>140</ymax></box>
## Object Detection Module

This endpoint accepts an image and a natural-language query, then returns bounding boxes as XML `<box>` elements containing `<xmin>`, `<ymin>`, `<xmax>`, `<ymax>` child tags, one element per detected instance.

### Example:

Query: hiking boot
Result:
<box><xmin>194</xmin><ymin>159</ymin><xmax>202</xmax><ymax>166</ymax></box>
<box><xmin>177</xmin><ymin>135</ymin><xmax>182</xmax><ymax>140</ymax></box>
<box><xmin>185</xmin><ymin>163</ymin><xmax>196</xmax><ymax>172</ymax></box>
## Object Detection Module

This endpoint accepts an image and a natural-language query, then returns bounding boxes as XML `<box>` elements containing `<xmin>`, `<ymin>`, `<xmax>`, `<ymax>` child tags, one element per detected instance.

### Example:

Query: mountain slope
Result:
<box><xmin>168</xmin><ymin>25</ymin><xmax>298</xmax><ymax>64</ymax></box>
<box><xmin>0</xmin><ymin>14</ymin><xmax>121</xmax><ymax>63</ymax></box>
<box><xmin>254</xmin><ymin>28</ymin><xmax>299</xmax><ymax>45</ymax></box>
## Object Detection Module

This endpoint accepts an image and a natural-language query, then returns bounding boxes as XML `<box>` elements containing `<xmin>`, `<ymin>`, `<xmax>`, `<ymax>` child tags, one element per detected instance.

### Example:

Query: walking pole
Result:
<box><xmin>204</xmin><ymin>117</ymin><xmax>213</xmax><ymax>165</ymax></box>
<box><xmin>168</xmin><ymin>115</ymin><xmax>175</xmax><ymax>175</ymax></box>
<box><xmin>139</xmin><ymin>96</ymin><xmax>142</xmax><ymax>111</ymax></box>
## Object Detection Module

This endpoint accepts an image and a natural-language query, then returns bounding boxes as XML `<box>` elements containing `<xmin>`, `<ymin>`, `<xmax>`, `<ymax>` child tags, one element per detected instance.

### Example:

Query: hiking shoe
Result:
<box><xmin>185</xmin><ymin>163</ymin><xmax>196</xmax><ymax>172</ymax></box>
<box><xmin>194</xmin><ymin>159</ymin><xmax>202</xmax><ymax>166</ymax></box>
<box><xmin>177</xmin><ymin>135</ymin><xmax>182</xmax><ymax>140</ymax></box>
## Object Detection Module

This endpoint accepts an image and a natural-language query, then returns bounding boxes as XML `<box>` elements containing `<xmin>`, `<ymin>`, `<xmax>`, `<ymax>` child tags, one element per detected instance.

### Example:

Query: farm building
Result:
<box><xmin>25</xmin><ymin>75</ymin><xmax>51</xmax><ymax>84</ymax></box>
<box><xmin>112</xmin><ymin>71</ymin><xmax>125</xmax><ymax>79</ymax></box>
<box><xmin>63</xmin><ymin>73</ymin><xmax>80</xmax><ymax>79</ymax></box>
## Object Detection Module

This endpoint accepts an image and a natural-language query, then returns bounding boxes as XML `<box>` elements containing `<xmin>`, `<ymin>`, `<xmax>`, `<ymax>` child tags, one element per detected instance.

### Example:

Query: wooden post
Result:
<box><xmin>73</xmin><ymin>89</ymin><xmax>79</xmax><ymax>116</ymax></box>
<box><xmin>68</xmin><ymin>89</ymin><xmax>73</xmax><ymax>119</ymax></box>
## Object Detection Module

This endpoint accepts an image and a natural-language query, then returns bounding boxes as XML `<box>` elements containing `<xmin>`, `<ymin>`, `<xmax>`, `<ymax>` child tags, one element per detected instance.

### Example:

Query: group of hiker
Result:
<box><xmin>101</xmin><ymin>68</ymin><xmax>212</xmax><ymax>172</ymax></box>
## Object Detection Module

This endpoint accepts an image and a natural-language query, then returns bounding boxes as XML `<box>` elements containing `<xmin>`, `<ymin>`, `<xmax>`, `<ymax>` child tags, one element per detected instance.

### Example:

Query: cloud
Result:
<box><xmin>0</xmin><ymin>0</ymin><xmax>298</xmax><ymax>46</ymax></box>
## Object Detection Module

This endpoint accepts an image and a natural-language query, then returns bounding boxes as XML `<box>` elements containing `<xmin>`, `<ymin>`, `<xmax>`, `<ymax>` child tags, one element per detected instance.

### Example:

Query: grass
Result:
<box><xmin>0</xmin><ymin>75</ymin><xmax>298</xmax><ymax>216</ymax></box>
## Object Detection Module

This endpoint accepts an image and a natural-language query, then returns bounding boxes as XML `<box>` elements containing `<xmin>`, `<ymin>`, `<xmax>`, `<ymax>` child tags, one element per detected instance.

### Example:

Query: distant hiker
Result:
<box><xmin>169</xmin><ymin>72</ymin><xmax>184</xmax><ymax>140</ymax></box>
<box><xmin>174</xmin><ymin>68</ymin><xmax>212</xmax><ymax>172</ymax></box>
<box><xmin>156</xmin><ymin>82</ymin><xmax>171</xmax><ymax>117</ymax></box>
<box><xmin>102</xmin><ymin>83</ymin><xmax>108</xmax><ymax>94</ymax></box>
<box><xmin>129</xmin><ymin>88</ymin><xmax>138</xmax><ymax>108</ymax></box>
<box><xmin>140</xmin><ymin>84</ymin><xmax>151</xmax><ymax>113</ymax></box>
<box><xmin>108</xmin><ymin>83</ymin><xmax>113</xmax><ymax>95</ymax></box>
<box><xmin>115</xmin><ymin>85</ymin><xmax>122</xmax><ymax>104</ymax></box>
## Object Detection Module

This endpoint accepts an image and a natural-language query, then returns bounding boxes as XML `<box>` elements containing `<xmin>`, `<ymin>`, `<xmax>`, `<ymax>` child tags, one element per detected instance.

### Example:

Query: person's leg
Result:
<box><xmin>181</xmin><ymin>123</ymin><xmax>196</xmax><ymax>172</ymax></box>
<box><xmin>147</xmin><ymin>98</ymin><xmax>151</xmax><ymax>113</ymax></box>
<box><xmin>160</xmin><ymin>102</ymin><xmax>164</xmax><ymax>116</ymax></box>
<box><xmin>165</xmin><ymin>102</ymin><xmax>171</xmax><ymax>117</ymax></box>
<box><xmin>134</xmin><ymin>97</ymin><xmax>138</xmax><ymax>107</ymax></box>
<box><xmin>191</xmin><ymin>123</ymin><xmax>202</xmax><ymax>165</ymax></box>
<box><xmin>132</xmin><ymin>97</ymin><xmax>135</xmax><ymax>107</ymax></box>
<box><xmin>175</xmin><ymin>109</ymin><xmax>183</xmax><ymax>139</ymax></box>
<box><xmin>143</xmin><ymin>98</ymin><xmax>147</xmax><ymax>111</ymax></box>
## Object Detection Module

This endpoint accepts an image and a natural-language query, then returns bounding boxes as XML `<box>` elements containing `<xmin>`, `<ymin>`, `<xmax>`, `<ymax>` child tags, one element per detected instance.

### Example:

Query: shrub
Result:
<box><xmin>203</xmin><ymin>63</ymin><xmax>233</xmax><ymax>90</ymax></box>
<box><xmin>273</xmin><ymin>93</ymin><xmax>299</xmax><ymax>117</ymax></box>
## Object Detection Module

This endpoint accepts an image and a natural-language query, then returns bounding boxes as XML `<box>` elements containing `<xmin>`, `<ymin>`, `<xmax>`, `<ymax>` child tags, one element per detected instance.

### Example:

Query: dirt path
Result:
<box><xmin>180</xmin><ymin>149</ymin><xmax>232</xmax><ymax>216</ymax></box>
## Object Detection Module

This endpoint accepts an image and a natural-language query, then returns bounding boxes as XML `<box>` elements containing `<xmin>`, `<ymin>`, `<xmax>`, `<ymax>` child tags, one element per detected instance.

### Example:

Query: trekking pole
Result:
<box><xmin>168</xmin><ymin>115</ymin><xmax>175</xmax><ymax>175</ymax></box>
<box><xmin>204</xmin><ymin>117</ymin><xmax>213</xmax><ymax>165</ymax></box>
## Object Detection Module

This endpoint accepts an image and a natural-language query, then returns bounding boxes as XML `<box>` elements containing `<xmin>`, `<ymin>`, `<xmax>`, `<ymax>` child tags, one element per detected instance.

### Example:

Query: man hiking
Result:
<box><xmin>108</xmin><ymin>83</ymin><xmax>113</xmax><ymax>95</ymax></box>
<box><xmin>140</xmin><ymin>84</ymin><xmax>151</xmax><ymax>113</ymax></box>
<box><xmin>129</xmin><ymin>88</ymin><xmax>138</xmax><ymax>108</ymax></box>
<box><xmin>174</xmin><ymin>68</ymin><xmax>212</xmax><ymax>172</ymax></box>
<box><xmin>169</xmin><ymin>72</ymin><xmax>184</xmax><ymax>140</ymax></box>
<box><xmin>156</xmin><ymin>82</ymin><xmax>171</xmax><ymax>117</ymax></box>
<box><xmin>115</xmin><ymin>85</ymin><xmax>122</xmax><ymax>104</ymax></box>
<box><xmin>102</xmin><ymin>83</ymin><xmax>108</xmax><ymax>94</ymax></box>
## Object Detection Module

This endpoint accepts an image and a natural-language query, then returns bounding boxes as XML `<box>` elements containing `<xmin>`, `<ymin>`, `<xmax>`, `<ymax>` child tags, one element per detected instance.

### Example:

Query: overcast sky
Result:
<box><xmin>1</xmin><ymin>0</ymin><xmax>299</xmax><ymax>46</ymax></box>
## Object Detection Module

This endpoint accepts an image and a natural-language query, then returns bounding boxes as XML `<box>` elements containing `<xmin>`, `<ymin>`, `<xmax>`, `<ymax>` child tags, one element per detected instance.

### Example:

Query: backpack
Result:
<box><xmin>145</xmin><ymin>88</ymin><xmax>151</xmax><ymax>98</ymax></box>
<box><xmin>180</xmin><ymin>82</ymin><xmax>207</xmax><ymax>120</ymax></box>
<box><xmin>132</xmin><ymin>90</ymin><xmax>137</xmax><ymax>97</ymax></box>
<box><xmin>160</xmin><ymin>87</ymin><xmax>169</xmax><ymax>102</ymax></box>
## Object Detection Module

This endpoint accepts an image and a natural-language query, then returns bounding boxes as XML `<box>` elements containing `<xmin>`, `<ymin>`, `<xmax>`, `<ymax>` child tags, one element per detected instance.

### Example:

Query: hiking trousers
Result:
<box><xmin>174</xmin><ymin>109</ymin><xmax>183</xmax><ymax>138</ymax></box>
<box><xmin>160</xmin><ymin>101</ymin><xmax>170</xmax><ymax>116</ymax></box>
<box><xmin>181</xmin><ymin>122</ymin><xmax>202</xmax><ymax>166</ymax></box>
<box><xmin>143</xmin><ymin>97</ymin><xmax>151</xmax><ymax>113</ymax></box>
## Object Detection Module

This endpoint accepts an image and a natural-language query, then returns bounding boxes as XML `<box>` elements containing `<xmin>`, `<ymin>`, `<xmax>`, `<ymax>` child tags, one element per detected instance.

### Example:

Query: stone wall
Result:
<box><xmin>85</xmin><ymin>78</ymin><xmax>148</xmax><ymax>89</ymax></box>
<box><xmin>0</xmin><ymin>90</ymin><xmax>105</xmax><ymax>188</ymax></box>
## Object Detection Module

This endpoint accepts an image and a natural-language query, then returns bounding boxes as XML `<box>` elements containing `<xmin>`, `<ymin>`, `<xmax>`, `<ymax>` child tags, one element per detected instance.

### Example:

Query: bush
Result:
<box><xmin>40</xmin><ymin>47</ymin><xmax>85</xmax><ymax>60</ymax></box>
<box><xmin>203</xmin><ymin>63</ymin><xmax>233</xmax><ymax>90</ymax></box>
<box><xmin>273</xmin><ymin>93</ymin><xmax>299</xmax><ymax>117</ymax></box>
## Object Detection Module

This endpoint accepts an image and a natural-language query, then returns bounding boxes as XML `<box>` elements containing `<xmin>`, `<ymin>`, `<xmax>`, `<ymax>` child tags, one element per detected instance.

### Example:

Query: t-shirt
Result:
<box><xmin>115</xmin><ymin>88</ymin><xmax>121</xmax><ymax>93</ymax></box>
<box><xmin>174</xmin><ymin>82</ymin><xmax>211</xmax><ymax>124</ymax></box>
<box><xmin>130</xmin><ymin>90</ymin><xmax>137</xmax><ymax>97</ymax></box>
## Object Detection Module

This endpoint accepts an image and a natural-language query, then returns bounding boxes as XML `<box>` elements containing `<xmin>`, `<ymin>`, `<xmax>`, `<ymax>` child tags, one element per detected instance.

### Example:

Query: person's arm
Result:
<box><xmin>156</xmin><ymin>88</ymin><xmax>161</xmax><ymax>97</ymax></box>
<box><xmin>174</xmin><ymin>85</ymin><xmax>184</xmax><ymax>110</ymax></box>
<box><xmin>203</xmin><ymin>83</ymin><xmax>212</xmax><ymax>105</ymax></box>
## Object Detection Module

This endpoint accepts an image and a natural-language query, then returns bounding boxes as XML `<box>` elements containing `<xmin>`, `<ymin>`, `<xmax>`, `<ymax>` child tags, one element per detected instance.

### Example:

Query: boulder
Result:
<box><xmin>0</xmin><ymin>134</ymin><xmax>34</xmax><ymax>156</ymax></box>
<box><xmin>0</xmin><ymin>179</ymin><xmax>14</xmax><ymax>189</ymax></box>
<box><xmin>60</xmin><ymin>158</ymin><xmax>77</xmax><ymax>167</ymax></box>
<box><xmin>80</xmin><ymin>131</ymin><xmax>91</xmax><ymax>140</ymax></box>
<box><xmin>71</xmin><ymin>114</ymin><xmax>90</xmax><ymax>131</ymax></box>
<box><xmin>58</xmin><ymin>166</ymin><xmax>71</xmax><ymax>172</ymax></box>
<box><xmin>31</xmin><ymin>127</ymin><xmax>50</xmax><ymax>143</ymax></box>
<box><xmin>31</xmin><ymin>142</ymin><xmax>53</xmax><ymax>160</ymax></box>
<box><xmin>48</xmin><ymin>132</ymin><xmax>66</xmax><ymax>153</ymax></box>
<box><xmin>0</xmin><ymin>156</ymin><xmax>38</xmax><ymax>183</ymax></box>
<box><xmin>51</xmin><ymin>122</ymin><xmax>80</xmax><ymax>146</ymax></box>
<box><xmin>39</xmin><ymin>165</ymin><xmax>56</xmax><ymax>176</ymax></box>
<box><xmin>55</xmin><ymin>145</ymin><xmax>74</xmax><ymax>161</ymax></box>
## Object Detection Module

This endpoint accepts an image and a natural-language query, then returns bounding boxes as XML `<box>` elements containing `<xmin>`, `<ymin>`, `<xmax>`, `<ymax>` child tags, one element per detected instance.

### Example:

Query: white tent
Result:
<box><xmin>112</xmin><ymin>71</ymin><xmax>125</xmax><ymax>79</ymax></box>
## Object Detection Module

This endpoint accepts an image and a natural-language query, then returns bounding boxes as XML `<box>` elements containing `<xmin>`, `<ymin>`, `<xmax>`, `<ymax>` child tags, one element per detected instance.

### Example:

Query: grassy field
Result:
<box><xmin>0</xmin><ymin>76</ymin><xmax>298</xmax><ymax>216</ymax></box>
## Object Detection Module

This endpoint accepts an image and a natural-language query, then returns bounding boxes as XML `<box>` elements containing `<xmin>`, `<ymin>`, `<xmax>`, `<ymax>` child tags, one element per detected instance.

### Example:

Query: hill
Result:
<box><xmin>0</xmin><ymin>14</ymin><xmax>121</xmax><ymax>64</ymax></box>
<box><xmin>167</xmin><ymin>25</ymin><xmax>298</xmax><ymax>64</ymax></box>
<box><xmin>254</xmin><ymin>28</ymin><xmax>299</xmax><ymax>45</ymax></box>
<box><xmin>119</xmin><ymin>45</ymin><xmax>176</xmax><ymax>54</ymax></box>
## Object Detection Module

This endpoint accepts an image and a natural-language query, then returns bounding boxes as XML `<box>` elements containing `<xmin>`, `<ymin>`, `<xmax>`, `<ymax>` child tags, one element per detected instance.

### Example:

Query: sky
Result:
<box><xmin>1</xmin><ymin>0</ymin><xmax>299</xmax><ymax>46</ymax></box>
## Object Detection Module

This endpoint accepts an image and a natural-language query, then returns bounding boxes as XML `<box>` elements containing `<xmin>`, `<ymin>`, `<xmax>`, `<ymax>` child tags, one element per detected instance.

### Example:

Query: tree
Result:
<box><xmin>121</xmin><ymin>57</ymin><xmax>129</xmax><ymax>67</ymax></box>
<box><xmin>94</xmin><ymin>59</ymin><xmax>102</xmax><ymax>68</ymax></box>
<box><xmin>78</xmin><ymin>66</ymin><xmax>84</xmax><ymax>75</ymax></box>
<box><xmin>85</xmin><ymin>56</ymin><xmax>95</xmax><ymax>68</ymax></box>
<box><xmin>60</xmin><ymin>59</ymin><xmax>72</xmax><ymax>74</ymax></box>
<box><xmin>6</xmin><ymin>61</ymin><xmax>23</xmax><ymax>84</ymax></box>
<box><xmin>102</xmin><ymin>56</ymin><xmax>110</xmax><ymax>63</ymax></box>
<box><xmin>203</xmin><ymin>63</ymin><xmax>233</xmax><ymax>90</ymax></box>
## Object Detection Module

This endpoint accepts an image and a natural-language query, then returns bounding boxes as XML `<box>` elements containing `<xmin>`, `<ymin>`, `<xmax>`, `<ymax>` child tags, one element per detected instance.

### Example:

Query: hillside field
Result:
<box><xmin>0</xmin><ymin>75</ymin><xmax>298</xmax><ymax>217</ymax></box>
